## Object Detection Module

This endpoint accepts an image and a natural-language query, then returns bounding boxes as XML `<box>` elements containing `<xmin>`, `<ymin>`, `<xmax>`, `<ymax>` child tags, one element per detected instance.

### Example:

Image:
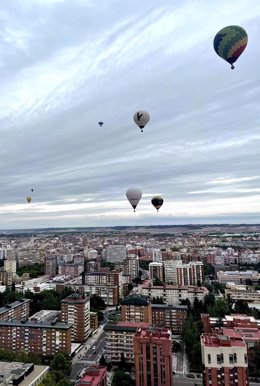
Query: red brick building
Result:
<box><xmin>134</xmin><ymin>327</ymin><xmax>173</xmax><ymax>386</ymax></box>
<box><xmin>61</xmin><ymin>294</ymin><xmax>90</xmax><ymax>343</ymax></box>
<box><xmin>76</xmin><ymin>365</ymin><xmax>107</xmax><ymax>386</ymax></box>
<box><xmin>201</xmin><ymin>333</ymin><xmax>249</xmax><ymax>386</ymax></box>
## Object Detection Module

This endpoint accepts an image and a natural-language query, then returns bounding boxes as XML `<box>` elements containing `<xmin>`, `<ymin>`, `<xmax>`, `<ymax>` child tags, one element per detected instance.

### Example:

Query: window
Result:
<box><xmin>208</xmin><ymin>354</ymin><xmax>211</xmax><ymax>364</ymax></box>
<box><xmin>229</xmin><ymin>354</ymin><xmax>234</xmax><ymax>364</ymax></box>
<box><xmin>244</xmin><ymin>354</ymin><xmax>247</xmax><ymax>364</ymax></box>
<box><xmin>234</xmin><ymin>353</ymin><xmax>237</xmax><ymax>363</ymax></box>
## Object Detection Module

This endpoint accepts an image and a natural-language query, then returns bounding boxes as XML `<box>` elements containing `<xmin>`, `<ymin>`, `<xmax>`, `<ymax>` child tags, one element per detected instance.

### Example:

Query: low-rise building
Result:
<box><xmin>141</xmin><ymin>284</ymin><xmax>208</xmax><ymax>305</ymax></box>
<box><xmin>76</xmin><ymin>365</ymin><xmax>107</xmax><ymax>386</ymax></box>
<box><xmin>0</xmin><ymin>362</ymin><xmax>49</xmax><ymax>386</ymax></box>
<box><xmin>217</xmin><ymin>270</ymin><xmax>260</xmax><ymax>284</ymax></box>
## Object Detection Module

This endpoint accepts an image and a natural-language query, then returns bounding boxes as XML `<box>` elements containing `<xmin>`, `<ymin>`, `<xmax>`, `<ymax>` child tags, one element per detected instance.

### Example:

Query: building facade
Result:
<box><xmin>0</xmin><ymin>320</ymin><xmax>72</xmax><ymax>357</ymax></box>
<box><xmin>201</xmin><ymin>333</ymin><xmax>249</xmax><ymax>386</ymax></box>
<box><xmin>134</xmin><ymin>327</ymin><xmax>173</xmax><ymax>386</ymax></box>
<box><xmin>121</xmin><ymin>295</ymin><xmax>152</xmax><ymax>324</ymax></box>
<box><xmin>151</xmin><ymin>304</ymin><xmax>188</xmax><ymax>334</ymax></box>
<box><xmin>61</xmin><ymin>294</ymin><xmax>90</xmax><ymax>343</ymax></box>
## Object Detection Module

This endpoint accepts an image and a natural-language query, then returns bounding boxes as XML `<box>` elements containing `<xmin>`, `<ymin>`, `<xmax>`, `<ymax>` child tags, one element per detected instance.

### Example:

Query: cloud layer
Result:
<box><xmin>0</xmin><ymin>0</ymin><xmax>260</xmax><ymax>228</ymax></box>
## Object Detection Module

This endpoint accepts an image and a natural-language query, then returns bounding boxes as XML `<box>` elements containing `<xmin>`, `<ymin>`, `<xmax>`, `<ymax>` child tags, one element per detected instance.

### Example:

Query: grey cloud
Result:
<box><xmin>0</xmin><ymin>0</ymin><xmax>260</xmax><ymax>228</ymax></box>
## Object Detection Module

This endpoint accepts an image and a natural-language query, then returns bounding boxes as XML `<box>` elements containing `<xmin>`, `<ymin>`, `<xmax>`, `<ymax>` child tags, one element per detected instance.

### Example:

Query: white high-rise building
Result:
<box><xmin>164</xmin><ymin>260</ymin><xmax>182</xmax><ymax>284</ymax></box>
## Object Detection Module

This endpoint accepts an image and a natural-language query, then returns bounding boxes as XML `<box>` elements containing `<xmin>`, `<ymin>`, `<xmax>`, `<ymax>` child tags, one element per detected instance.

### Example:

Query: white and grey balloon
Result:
<box><xmin>126</xmin><ymin>188</ymin><xmax>142</xmax><ymax>212</ymax></box>
<box><xmin>133</xmin><ymin>111</ymin><xmax>150</xmax><ymax>132</ymax></box>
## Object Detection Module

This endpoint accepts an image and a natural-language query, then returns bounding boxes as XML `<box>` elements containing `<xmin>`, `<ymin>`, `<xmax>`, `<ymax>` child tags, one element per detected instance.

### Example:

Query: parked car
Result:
<box><xmin>187</xmin><ymin>374</ymin><xmax>195</xmax><ymax>378</ymax></box>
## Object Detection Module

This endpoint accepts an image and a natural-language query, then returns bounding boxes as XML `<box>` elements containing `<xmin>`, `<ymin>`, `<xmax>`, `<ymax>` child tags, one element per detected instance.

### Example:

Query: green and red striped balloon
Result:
<box><xmin>213</xmin><ymin>25</ymin><xmax>248</xmax><ymax>69</ymax></box>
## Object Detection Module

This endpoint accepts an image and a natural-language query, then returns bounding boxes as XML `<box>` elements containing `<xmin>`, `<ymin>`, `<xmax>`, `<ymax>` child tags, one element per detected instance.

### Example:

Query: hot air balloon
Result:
<box><xmin>213</xmin><ymin>25</ymin><xmax>248</xmax><ymax>69</ymax></box>
<box><xmin>151</xmin><ymin>196</ymin><xmax>163</xmax><ymax>212</ymax></box>
<box><xmin>31</xmin><ymin>189</ymin><xmax>34</xmax><ymax>192</ymax></box>
<box><xmin>99</xmin><ymin>122</ymin><xmax>103</xmax><ymax>127</ymax></box>
<box><xmin>126</xmin><ymin>188</ymin><xmax>142</xmax><ymax>212</ymax></box>
<box><xmin>26</xmin><ymin>196</ymin><xmax>32</xmax><ymax>203</ymax></box>
<box><xmin>133</xmin><ymin>111</ymin><xmax>150</xmax><ymax>132</ymax></box>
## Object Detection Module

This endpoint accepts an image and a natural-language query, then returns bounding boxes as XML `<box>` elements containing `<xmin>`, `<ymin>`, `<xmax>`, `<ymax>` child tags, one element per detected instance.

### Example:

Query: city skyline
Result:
<box><xmin>1</xmin><ymin>0</ymin><xmax>260</xmax><ymax>229</ymax></box>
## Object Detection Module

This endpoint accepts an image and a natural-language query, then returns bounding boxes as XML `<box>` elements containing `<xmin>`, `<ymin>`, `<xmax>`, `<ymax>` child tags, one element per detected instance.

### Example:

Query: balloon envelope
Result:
<box><xmin>26</xmin><ymin>196</ymin><xmax>32</xmax><ymax>203</ymax></box>
<box><xmin>126</xmin><ymin>188</ymin><xmax>142</xmax><ymax>211</ymax></box>
<box><xmin>133</xmin><ymin>111</ymin><xmax>150</xmax><ymax>132</ymax></box>
<box><xmin>31</xmin><ymin>189</ymin><xmax>34</xmax><ymax>192</ymax></box>
<box><xmin>151</xmin><ymin>196</ymin><xmax>163</xmax><ymax>211</ymax></box>
<box><xmin>99</xmin><ymin>122</ymin><xmax>103</xmax><ymax>127</ymax></box>
<box><xmin>213</xmin><ymin>25</ymin><xmax>248</xmax><ymax>69</ymax></box>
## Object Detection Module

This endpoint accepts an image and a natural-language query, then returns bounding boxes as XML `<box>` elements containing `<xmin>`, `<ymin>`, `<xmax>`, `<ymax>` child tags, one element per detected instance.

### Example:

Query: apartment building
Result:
<box><xmin>0</xmin><ymin>299</ymin><xmax>30</xmax><ymax>321</ymax></box>
<box><xmin>61</xmin><ymin>294</ymin><xmax>90</xmax><ymax>343</ymax></box>
<box><xmin>176</xmin><ymin>261</ymin><xmax>204</xmax><ymax>286</ymax></box>
<box><xmin>0</xmin><ymin>319</ymin><xmax>72</xmax><ymax>357</ymax></box>
<box><xmin>104</xmin><ymin>322</ymin><xmax>151</xmax><ymax>363</ymax></box>
<box><xmin>134</xmin><ymin>327</ymin><xmax>173</xmax><ymax>386</ymax></box>
<box><xmin>121</xmin><ymin>294</ymin><xmax>152</xmax><ymax>324</ymax></box>
<box><xmin>124</xmin><ymin>254</ymin><xmax>139</xmax><ymax>279</ymax></box>
<box><xmin>90</xmin><ymin>312</ymin><xmax>99</xmax><ymax>332</ymax></box>
<box><xmin>201</xmin><ymin>334</ymin><xmax>249</xmax><ymax>386</ymax></box>
<box><xmin>149</xmin><ymin>262</ymin><xmax>164</xmax><ymax>282</ymax></box>
<box><xmin>151</xmin><ymin>304</ymin><xmax>188</xmax><ymax>333</ymax></box>
<box><xmin>44</xmin><ymin>255</ymin><xmax>57</xmax><ymax>276</ymax></box>
<box><xmin>141</xmin><ymin>284</ymin><xmax>208</xmax><ymax>305</ymax></box>
<box><xmin>83</xmin><ymin>271</ymin><xmax>122</xmax><ymax>297</ymax></box>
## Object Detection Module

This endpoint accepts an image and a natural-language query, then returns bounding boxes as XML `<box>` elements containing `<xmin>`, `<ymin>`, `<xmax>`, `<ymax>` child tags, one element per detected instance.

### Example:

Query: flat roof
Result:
<box><xmin>202</xmin><ymin>333</ymin><xmax>246</xmax><ymax>348</ymax></box>
<box><xmin>19</xmin><ymin>365</ymin><xmax>49</xmax><ymax>386</ymax></box>
<box><xmin>0</xmin><ymin>319</ymin><xmax>72</xmax><ymax>330</ymax></box>
<box><xmin>0</xmin><ymin>299</ymin><xmax>30</xmax><ymax>315</ymax></box>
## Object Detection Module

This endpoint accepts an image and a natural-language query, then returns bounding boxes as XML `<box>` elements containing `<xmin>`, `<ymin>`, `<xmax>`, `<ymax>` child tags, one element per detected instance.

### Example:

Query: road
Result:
<box><xmin>70</xmin><ymin>308</ymin><xmax>119</xmax><ymax>382</ymax></box>
<box><xmin>173</xmin><ymin>374</ymin><xmax>202</xmax><ymax>386</ymax></box>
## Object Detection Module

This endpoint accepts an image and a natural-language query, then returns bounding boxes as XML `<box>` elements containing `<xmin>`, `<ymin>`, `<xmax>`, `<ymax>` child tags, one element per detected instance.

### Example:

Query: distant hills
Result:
<box><xmin>0</xmin><ymin>224</ymin><xmax>260</xmax><ymax>235</ymax></box>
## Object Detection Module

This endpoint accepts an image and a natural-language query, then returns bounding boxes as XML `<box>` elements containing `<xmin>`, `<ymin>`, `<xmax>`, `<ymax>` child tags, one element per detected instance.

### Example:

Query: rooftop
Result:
<box><xmin>0</xmin><ymin>299</ymin><xmax>30</xmax><ymax>315</ymax></box>
<box><xmin>121</xmin><ymin>294</ymin><xmax>150</xmax><ymax>306</ymax></box>
<box><xmin>202</xmin><ymin>333</ymin><xmax>246</xmax><ymax>348</ymax></box>
<box><xmin>0</xmin><ymin>319</ymin><xmax>72</xmax><ymax>329</ymax></box>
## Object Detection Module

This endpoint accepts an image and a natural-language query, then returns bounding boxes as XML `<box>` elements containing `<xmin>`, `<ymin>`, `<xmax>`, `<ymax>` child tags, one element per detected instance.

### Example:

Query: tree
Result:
<box><xmin>153</xmin><ymin>278</ymin><xmax>164</xmax><ymax>286</ymax></box>
<box><xmin>234</xmin><ymin>299</ymin><xmax>249</xmax><ymax>314</ymax></box>
<box><xmin>90</xmin><ymin>294</ymin><xmax>106</xmax><ymax>311</ymax></box>
<box><xmin>50</xmin><ymin>352</ymin><xmax>72</xmax><ymax>376</ymax></box>
<box><xmin>132</xmin><ymin>277</ymin><xmax>141</xmax><ymax>285</ymax></box>
<box><xmin>57</xmin><ymin>380</ymin><xmax>73</xmax><ymax>386</ymax></box>
<box><xmin>112</xmin><ymin>370</ymin><xmax>134</xmax><ymax>386</ymax></box>
<box><xmin>118</xmin><ymin>352</ymin><xmax>127</xmax><ymax>371</ymax></box>
<box><xmin>208</xmin><ymin>298</ymin><xmax>231</xmax><ymax>318</ymax></box>
<box><xmin>11</xmin><ymin>281</ymin><xmax>16</xmax><ymax>292</ymax></box>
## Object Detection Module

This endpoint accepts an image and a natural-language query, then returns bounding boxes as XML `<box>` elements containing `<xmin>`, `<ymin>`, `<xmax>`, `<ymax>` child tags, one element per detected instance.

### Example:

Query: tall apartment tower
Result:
<box><xmin>149</xmin><ymin>262</ymin><xmax>164</xmax><ymax>282</ymax></box>
<box><xmin>176</xmin><ymin>261</ymin><xmax>203</xmax><ymax>286</ymax></box>
<box><xmin>133</xmin><ymin>327</ymin><xmax>173</xmax><ymax>386</ymax></box>
<box><xmin>44</xmin><ymin>255</ymin><xmax>57</xmax><ymax>277</ymax></box>
<box><xmin>201</xmin><ymin>334</ymin><xmax>249</xmax><ymax>386</ymax></box>
<box><xmin>61</xmin><ymin>294</ymin><xmax>90</xmax><ymax>343</ymax></box>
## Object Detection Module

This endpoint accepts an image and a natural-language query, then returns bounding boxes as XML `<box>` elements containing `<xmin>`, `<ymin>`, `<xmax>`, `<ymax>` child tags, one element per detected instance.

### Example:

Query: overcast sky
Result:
<box><xmin>0</xmin><ymin>0</ymin><xmax>260</xmax><ymax>229</ymax></box>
